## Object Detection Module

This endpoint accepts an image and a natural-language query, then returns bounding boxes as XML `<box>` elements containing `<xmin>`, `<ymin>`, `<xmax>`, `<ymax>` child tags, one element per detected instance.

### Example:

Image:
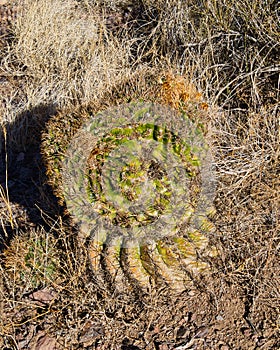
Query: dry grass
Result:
<box><xmin>0</xmin><ymin>0</ymin><xmax>279</xmax><ymax>348</ymax></box>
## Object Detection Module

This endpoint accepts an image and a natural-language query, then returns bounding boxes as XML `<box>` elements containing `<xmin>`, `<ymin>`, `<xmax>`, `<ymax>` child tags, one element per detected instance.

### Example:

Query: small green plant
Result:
<box><xmin>3</xmin><ymin>231</ymin><xmax>58</xmax><ymax>289</ymax></box>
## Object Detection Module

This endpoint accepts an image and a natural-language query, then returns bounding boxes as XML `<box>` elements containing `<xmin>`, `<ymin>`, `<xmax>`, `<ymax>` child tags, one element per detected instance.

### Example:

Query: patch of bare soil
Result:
<box><xmin>1</xmin><ymin>263</ymin><xmax>279</xmax><ymax>349</ymax></box>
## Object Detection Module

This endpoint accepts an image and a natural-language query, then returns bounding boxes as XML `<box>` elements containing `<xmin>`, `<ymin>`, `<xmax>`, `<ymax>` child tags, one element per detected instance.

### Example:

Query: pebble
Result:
<box><xmin>216</xmin><ymin>315</ymin><xmax>224</xmax><ymax>321</ymax></box>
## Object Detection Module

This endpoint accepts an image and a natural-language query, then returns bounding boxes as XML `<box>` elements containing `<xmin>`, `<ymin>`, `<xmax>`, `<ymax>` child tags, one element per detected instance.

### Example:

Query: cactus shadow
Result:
<box><xmin>0</xmin><ymin>103</ymin><xmax>63</xmax><ymax>249</ymax></box>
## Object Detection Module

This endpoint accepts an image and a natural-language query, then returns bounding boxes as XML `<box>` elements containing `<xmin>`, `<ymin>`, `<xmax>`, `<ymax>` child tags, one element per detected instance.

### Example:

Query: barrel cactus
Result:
<box><xmin>60</xmin><ymin>102</ymin><xmax>216</xmax><ymax>292</ymax></box>
<box><xmin>41</xmin><ymin>72</ymin><xmax>216</xmax><ymax>292</ymax></box>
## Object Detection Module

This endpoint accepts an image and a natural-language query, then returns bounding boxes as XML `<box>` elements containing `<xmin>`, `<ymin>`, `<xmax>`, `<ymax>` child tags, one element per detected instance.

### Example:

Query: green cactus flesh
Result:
<box><xmin>62</xmin><ymin>102</ymin><xmax>216</xmax><ymax>292</ymax></box>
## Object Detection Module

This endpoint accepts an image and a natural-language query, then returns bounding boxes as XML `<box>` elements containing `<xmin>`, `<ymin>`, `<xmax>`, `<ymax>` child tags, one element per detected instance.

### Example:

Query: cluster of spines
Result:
<box><xmin>88</xmin><ymin>223</ymin><xmax>215</xmax><ymax>292</ymax></box>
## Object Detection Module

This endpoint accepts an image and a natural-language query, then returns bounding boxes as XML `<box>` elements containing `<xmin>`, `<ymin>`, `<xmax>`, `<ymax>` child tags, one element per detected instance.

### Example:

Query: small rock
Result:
<box><xmin>216</xmin><ymin>315</ymin><xmax>224</xmax><ymax>321</ymax></box>
<box><xmin>29</xmin><ymin>288</ymin><xmax>56</xmax><ymax>306</ymax></box>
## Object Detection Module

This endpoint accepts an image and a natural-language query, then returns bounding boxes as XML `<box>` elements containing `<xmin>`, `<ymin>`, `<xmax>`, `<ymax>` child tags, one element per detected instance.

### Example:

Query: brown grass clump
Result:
<box><xmin>0</xmin><ymin>0</ymin><xmax>279</xmax><ymax>348</ymax></box>
<box><xmin>0</xmin><ymin>0</ymin><xmax>135</xmax><ymax>151</ymax></box>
